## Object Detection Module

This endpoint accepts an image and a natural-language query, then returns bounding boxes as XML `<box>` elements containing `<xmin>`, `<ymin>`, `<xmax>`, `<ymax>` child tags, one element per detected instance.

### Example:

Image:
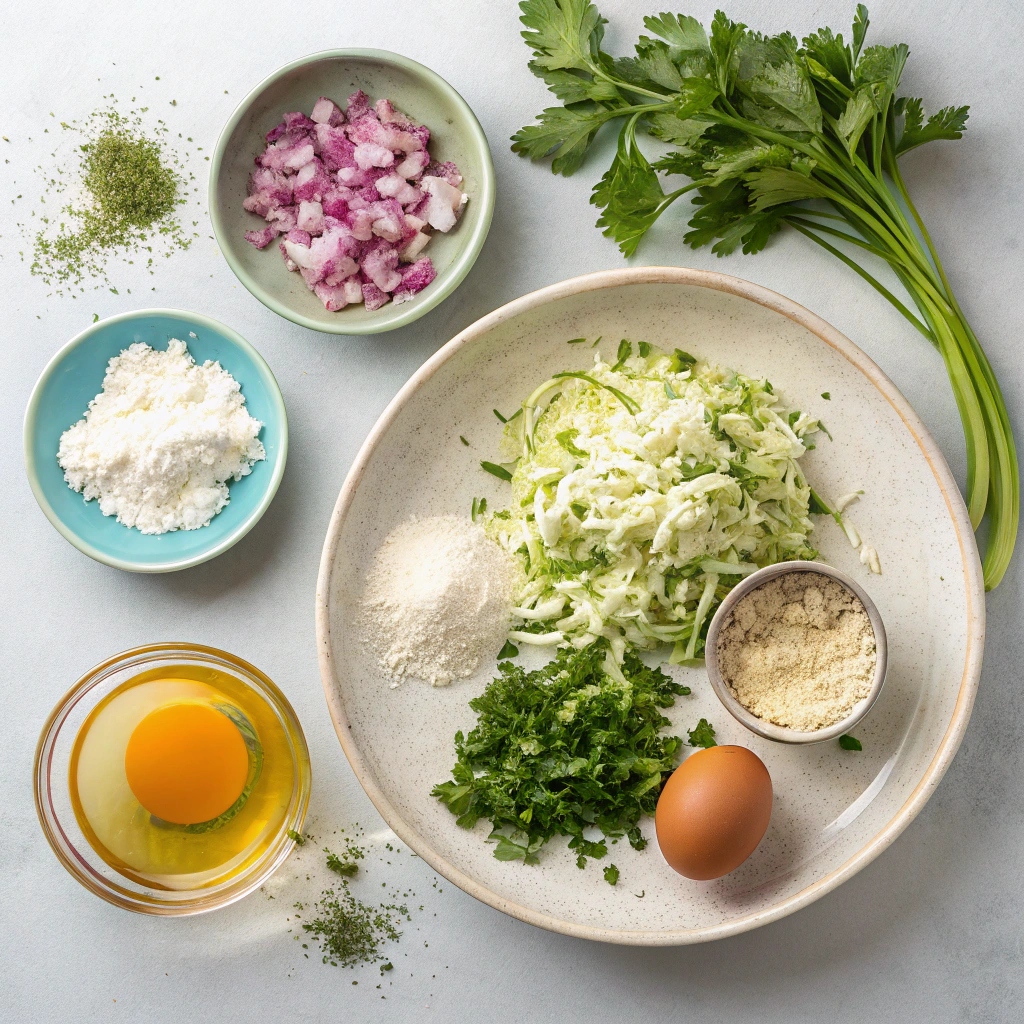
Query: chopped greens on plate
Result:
<box><xmin>432</xmin><ymin>644</ymin><xmax>689</xmax><ymax>869</ymax></box>
<box><xmin>512</xmin><ymin>0</ymin><xmax>1017</xmax><ymax>589</ymax></box>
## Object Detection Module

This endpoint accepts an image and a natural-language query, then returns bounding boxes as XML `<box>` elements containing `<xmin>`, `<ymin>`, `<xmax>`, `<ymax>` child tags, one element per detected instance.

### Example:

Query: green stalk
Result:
<box><xmin>886</xmin><ymin>157</ymin><xmax>1018</xmax><ymax>586</ymax></box>
<box><xmin>786</xmin><ymin>220</ymin><xmax>933</xmax><ymax>339</ymax></box>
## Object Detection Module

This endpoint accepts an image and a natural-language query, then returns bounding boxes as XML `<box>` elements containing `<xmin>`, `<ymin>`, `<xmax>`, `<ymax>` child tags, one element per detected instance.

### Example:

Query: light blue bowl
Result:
<box><xmin>24</xmin><ymin>309</ymin><xmax>288</xmax><ymax>573</ymax></box>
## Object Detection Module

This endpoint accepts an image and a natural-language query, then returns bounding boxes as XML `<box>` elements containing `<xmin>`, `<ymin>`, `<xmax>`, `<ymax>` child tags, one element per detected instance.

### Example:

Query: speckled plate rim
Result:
<box><xmin>315</xmin><ymin>267</ymin><xmax>985</xmax><ymax>945</ymax></box>
<box><xmin>208</xmin><ymin>48</ymin><xmax>496</xmax><ymax>335</ymax></box>
<box><xmin>23</xmin><ymin>308</ymin><xmax>289</xmax><ymax>573</ymax></box>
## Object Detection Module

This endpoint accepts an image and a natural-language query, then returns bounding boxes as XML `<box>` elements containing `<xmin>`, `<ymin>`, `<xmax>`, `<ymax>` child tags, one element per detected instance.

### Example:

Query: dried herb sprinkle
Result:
<box><xmin>27</xmin><ymin>104</ymin><xmax>195</xmax><ymax>292</ymax></box>
<box><xmin>300</xmin><ymin>843</ymin><xmax>409</xmax><ymax>969</ymax></box>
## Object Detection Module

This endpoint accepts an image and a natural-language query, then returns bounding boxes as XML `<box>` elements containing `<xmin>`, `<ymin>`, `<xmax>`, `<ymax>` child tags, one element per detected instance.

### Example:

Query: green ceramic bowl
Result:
<box><xmin>24</xmin><ymin>309</ymin><xmax>288</xmax><ymax>573</ymax></box>
<box><xmin>209</xmin><ymin>49</ymin><xmax>495</xmax><ymax>335</ymax></box>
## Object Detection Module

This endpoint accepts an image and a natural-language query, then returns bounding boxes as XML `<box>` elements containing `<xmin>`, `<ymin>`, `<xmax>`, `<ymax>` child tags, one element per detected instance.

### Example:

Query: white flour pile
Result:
<box><xmin>57</xmin><ymin>338</ymin><xmax>265</xmax><ymax>534</ymax></box>
<box><xmin>360</xmin><ymin>515</ymin><xmax>515</xmax><ymax>686</ymax></box>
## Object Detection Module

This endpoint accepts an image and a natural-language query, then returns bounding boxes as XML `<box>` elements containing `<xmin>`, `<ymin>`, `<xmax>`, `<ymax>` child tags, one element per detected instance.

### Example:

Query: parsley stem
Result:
<box><xmin>787</xmin><ymin>216</ymin><xmax>908</xmax><ymax>270</ymax></box>
<box><xmin>786</xmin><ymin>221</ymin><xmax>932</xmax><ymax>340</ymax></box>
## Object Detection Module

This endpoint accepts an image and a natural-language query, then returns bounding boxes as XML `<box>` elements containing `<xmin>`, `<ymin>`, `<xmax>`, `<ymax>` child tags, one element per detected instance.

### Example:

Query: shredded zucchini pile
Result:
<box><xmin>487</xmin><ymin>342</ymin><xmax>821</xmax><ymax>661</ymax></box>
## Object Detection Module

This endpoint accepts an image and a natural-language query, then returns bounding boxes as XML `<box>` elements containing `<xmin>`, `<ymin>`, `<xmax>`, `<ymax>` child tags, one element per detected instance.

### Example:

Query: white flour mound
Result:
<box><xmin>57</xmin><ymin>338</ymin><xmax>265</xmax><ymax>534</ymax></box>
<box><xmin>360</xmin><ymin>515</ymin><xmax>515</xmax><ymax>686</ymax></box>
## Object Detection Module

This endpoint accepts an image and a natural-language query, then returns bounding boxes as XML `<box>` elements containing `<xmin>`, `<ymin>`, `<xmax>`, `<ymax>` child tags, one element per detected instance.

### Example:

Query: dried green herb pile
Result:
<box><xmin>432</xmin><ymin>644</ymin><xmax>690</xmax><ymax>870</ymax></box>
<box><xmin>296</xmin><ymin>840</ymin><xmax>410</xmax><ymax>970</ymax></box>
<box><xmin>28</xmin><ymin>105</ymin><xmax>195</xmax><ymax>292</ymax></box>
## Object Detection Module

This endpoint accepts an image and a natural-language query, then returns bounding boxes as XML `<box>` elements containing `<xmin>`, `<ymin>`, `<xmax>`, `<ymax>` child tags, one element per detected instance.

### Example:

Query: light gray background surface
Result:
<box><xmin>2</xmin><ymin>1</ymin><xmax>1020</xmax><ymax>1020</ymax></box>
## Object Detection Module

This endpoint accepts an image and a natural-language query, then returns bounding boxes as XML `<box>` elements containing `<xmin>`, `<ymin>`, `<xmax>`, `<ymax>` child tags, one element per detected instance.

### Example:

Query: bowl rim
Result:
<box><xmin>23</xmin><ymin>307</ymin><xmax>289</xmax><ymax>573</ymax></box>
<box><xmin>209</xmin><ymin>47</ymin><xmax>496</xmax><ymax>335</ymax></box>
<box><xmin>315</xmin><ymin>266</ymin><xmax>985</xmax><ymax>945</ymax></box>
<box><xmin>703</xmin><ymin>560</ymin><xmax>890</xmax><ymax>744</ymax></box>
<box><xmin>33</xmin><ymin>642</ymin><xmax>311</xmax><ymax>916</ymax></box>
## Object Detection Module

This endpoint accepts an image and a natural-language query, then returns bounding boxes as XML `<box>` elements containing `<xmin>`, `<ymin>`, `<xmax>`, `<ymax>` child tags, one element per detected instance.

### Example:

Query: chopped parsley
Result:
<box><xmin>687</xmin><ymin>718</ymin><xmax>717</xmax><ymax>748</ymax></box>
<box><xmin>612</xmin><ymin>338</ymin><xmax>632</xmax><ymax>370</ymax></box>
<box><xmin>432</xmin><ymin>645</ymin><xmax>690</xmax><ymax>871</ymax></box>
<box><xmin>497</xmin><ymin>640</ymin><xmax>519</xmax><ymax>659</ymax></box>
<box><xmin>603</xmin><ymin>864</ymin><xmax>620</xmax><ymax>886</ymax></box>
<box><xmin>301</xmin><ymin>886</ymin><xmax>406</xmax><ymax>969</ymax></box>
<box><xmin>480</xmin><ymin>461</ymin><xmax>514</xmax><ymax>482</ymax></box>
<box><xmin>839</xmin><ymin>734</ymin><xmax>863</xmax><ymax>751</ymax></box>
<box><xmin>326</xmin><ymin>853</ymin><xmax>359</xmax><ymax>877</ymax></box>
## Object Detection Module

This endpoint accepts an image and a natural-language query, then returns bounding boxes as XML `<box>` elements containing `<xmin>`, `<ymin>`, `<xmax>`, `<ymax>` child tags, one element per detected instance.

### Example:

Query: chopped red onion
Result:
<box><xmin>244</xmin><ymin>90</ymin><xmax>466</xmax><ymax>312</ymax></box>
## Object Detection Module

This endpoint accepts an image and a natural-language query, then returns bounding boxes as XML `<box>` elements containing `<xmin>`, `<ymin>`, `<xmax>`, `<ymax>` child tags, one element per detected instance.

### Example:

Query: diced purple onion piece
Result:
<box><xmin>362</xmin><ymin>282</ymin><xmax>390</xmax><ymax>311</ymax></box>
<box><xmin>346</xmin><ymin>90</ymin><xmax>372</xmax><ymax>121</ymax></box>
<box><xmin>244</xmin><ymin>225</ymin><xmax>280</xmax><ymax>249</ymax></box>
<box><xmin>311</xmin><ymin>96</ymin><xmax>345</xmax><ymax>126</ymax></box>
<box><xmin>425</xmin><ymin>160</ymin><xmax>463</xmax><ymax>187</ymax></box>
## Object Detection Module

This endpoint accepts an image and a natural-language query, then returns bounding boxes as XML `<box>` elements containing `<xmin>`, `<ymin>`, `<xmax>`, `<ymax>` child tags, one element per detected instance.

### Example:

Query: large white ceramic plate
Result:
<box><xmin>316</xmin><ymin>268</ymin><xmax>985</xmax><ymax>945</ymax></box>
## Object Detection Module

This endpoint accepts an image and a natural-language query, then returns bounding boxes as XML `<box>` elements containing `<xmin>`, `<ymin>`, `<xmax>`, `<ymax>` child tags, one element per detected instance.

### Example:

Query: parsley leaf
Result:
<box><xmin>895</xmin><ymin>98</ymin><xmax>969</xmax><ymax>155</ymax></box>
<box><xmin>839</xmin><ymin>733</ymin><xmax>863</xmax><ymax>751</ymax></box>
<box><xmin>592</xmin><ymin>120</ymin><xmax>678</xmax><ymax>256</ymax></box>
<box><xmin>512</xmin><ymin>103</ymin><xmax>623</xmax><ymax>176</ymax></box>
<box><xmin>519</xmin><ymin>0</ymin><xmax>607</xmax><ymax>72</ymax></box>
<box><xmin>604</xmin><ymin>863</ymin><xmax>620</xmax><ymax>885</ymax></box>
<box><xmin>688</xmin><ymin>718</ymin><xmax>717</xmax><ymax>748</ymax></box>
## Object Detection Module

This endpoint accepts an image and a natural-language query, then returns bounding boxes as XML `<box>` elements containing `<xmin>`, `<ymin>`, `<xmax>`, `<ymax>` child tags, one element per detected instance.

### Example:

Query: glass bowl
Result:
<box><xmin>34</xmin><ymin>643</ymin><xmax>311</xmax><ymax>915</ymax></box>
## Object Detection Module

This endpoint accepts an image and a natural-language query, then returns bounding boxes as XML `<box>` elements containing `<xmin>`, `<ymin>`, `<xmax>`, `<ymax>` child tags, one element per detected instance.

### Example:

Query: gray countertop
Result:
<box><xmin>2</xmin><ymin>1</ymin><xmax>1021</xmax><ymax>1020</ymax></box>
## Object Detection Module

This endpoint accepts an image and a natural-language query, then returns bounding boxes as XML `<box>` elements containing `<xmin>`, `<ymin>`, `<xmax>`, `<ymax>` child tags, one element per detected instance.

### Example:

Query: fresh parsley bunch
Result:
<box><xmin>512</xmin><ymin>1</ymin><xmax>1017</xmax><ymax>589</ymax></box>
<box><xmin>432</xmin><ymin>645</ymin><xmax>689</xmax><ymax>868</ymax></box>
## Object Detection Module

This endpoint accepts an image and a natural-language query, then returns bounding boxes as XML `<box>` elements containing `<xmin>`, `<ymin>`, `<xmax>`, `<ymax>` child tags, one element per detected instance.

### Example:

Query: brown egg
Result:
<box><xmin>655</xmin><ymin>745</ymin><xmax>773</xmax><ymax>880</ymax></box>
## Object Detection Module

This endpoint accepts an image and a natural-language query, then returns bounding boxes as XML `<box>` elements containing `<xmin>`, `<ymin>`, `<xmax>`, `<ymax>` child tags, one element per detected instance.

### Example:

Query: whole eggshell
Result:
<box><xmin>655</xmin><ymin>745</ymin><xmax>772</xmax><ymax>880</ymax></box>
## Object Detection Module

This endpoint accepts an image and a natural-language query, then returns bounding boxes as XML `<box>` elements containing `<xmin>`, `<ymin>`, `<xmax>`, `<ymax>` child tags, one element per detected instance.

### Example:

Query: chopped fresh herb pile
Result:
<box><xmin>432</xmin><ymin>644</ymin><xmax>690</xmax><ymax>870</ymax></box>
<box><xmin>512</xmin><ymin>1</ymin><xmax>1017</xmax><ymax>588</ymax></box>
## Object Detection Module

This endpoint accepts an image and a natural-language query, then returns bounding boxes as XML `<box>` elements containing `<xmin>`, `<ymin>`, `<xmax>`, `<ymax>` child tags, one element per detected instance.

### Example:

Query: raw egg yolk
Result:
<box><xmin>125</xmin><ymin>703</ymin><xmax>249</xmax><ymax>825</ymax></box>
